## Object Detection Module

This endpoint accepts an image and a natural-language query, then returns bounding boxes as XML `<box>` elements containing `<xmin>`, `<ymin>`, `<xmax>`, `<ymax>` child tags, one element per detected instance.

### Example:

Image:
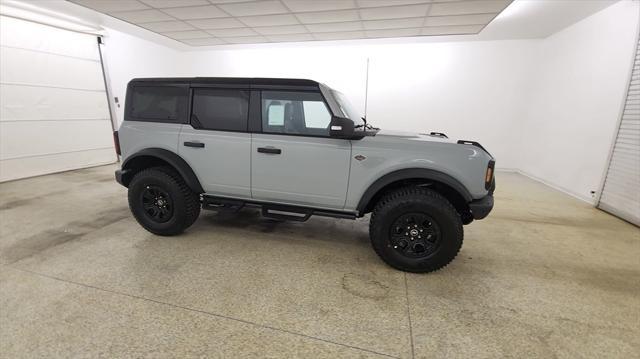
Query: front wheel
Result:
<box><xmin>369</xmin><ymin>187</ymin><xmax>463</xmax><ymax>273</ymax></box>
<box><xmin>128</xmin><ymin>167</ymin><xmax>200</xmax><ymax>236</ymax></box>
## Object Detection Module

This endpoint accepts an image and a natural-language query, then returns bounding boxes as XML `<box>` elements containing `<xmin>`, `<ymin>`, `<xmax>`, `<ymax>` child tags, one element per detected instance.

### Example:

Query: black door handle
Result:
<box><xmin>257</xmin><ymin>147</ymin><xmax>281</xmax><ymax>154</ymax></box>
<box><xmin>184</xmin><ymin>141</ymin><xmax>205</xmax><ymax>148</ymax></box>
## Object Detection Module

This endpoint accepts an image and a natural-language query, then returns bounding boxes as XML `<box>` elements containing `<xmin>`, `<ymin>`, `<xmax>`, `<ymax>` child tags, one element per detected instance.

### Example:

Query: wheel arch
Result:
<box><xmin>356</xmin><ymin>168</ymin><xmax>473</xmax><ymax>217</ymax></box>
<box><xmin>121</xmin><ymin>148</ymin><xmax>204</xmax><ymax>194</ymax></box>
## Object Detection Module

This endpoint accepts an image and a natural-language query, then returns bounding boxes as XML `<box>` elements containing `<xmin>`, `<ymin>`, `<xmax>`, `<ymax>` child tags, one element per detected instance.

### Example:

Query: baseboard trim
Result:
<box><xmin>495</xmin><ymin>167</ymin><xmax>519</xmax><ymax>173</ymax></box>
<box><xmin>512</xmin><ymin>169</ymin><xmax>594</xmax><ymax>205</ymax></box>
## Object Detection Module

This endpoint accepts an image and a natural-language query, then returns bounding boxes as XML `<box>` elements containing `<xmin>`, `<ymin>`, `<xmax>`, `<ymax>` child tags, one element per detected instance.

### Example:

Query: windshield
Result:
<box><xmin>331</xmin><ymin>90</ymin><xmax>364</xmax><ymax>128</ymax></box>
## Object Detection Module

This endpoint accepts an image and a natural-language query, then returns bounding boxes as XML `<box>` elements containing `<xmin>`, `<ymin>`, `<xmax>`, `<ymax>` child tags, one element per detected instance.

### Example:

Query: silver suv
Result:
<box><xmin>114</xmin><ymin>78</ymin><xmax>495</xmax><ymax>273</ymax></box>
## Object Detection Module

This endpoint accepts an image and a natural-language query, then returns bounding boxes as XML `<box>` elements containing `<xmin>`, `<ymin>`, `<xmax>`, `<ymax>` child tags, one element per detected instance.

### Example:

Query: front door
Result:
<box><xmin>178</xmin><ymin>87</ymin><xmax>251</xmax><ymax>198</ymax></box>
<box><xmin>251</xmin><ymin>90</ymin><xmax>351</xmax><ymax>209</ymax></box>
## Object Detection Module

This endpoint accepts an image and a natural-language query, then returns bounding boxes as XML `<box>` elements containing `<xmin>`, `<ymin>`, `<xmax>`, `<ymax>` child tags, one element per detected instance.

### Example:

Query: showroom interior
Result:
<box><xmin>0</xmin><ymin>0</ymin><xmax>638</xmax><ymax>357</ymax></box>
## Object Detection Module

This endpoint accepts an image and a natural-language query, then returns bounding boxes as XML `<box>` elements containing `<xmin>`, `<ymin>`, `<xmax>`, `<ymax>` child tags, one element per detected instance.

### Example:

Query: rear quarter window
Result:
<box><xmin>129</xmin><ymin>85</ymin><xmax>187</xmax><ymax>122</ymax></box>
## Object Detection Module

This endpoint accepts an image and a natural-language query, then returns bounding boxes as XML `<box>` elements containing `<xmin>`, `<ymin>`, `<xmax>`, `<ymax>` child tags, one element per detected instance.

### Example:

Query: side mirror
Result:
<box><xmin>329</xmin><ymin>116</ymin><xmax>355</xmax><ymax>139</ymax></box>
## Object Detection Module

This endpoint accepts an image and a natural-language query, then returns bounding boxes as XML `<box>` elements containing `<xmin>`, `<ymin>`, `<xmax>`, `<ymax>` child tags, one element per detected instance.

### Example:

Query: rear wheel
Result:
<box><xmin>128</xmin><ymin>167</ymin><xmax>200</xmax><ymax>236</ymax></box>
<box><xmin>369</xmin><ymin>186</ymin><xmax>463</xmax><ymax>273</ymax></box>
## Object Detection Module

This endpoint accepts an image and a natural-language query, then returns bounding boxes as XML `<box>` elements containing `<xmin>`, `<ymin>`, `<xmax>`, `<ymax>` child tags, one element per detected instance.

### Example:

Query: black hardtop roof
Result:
<box><xmin>130</xmin><ymin>77</ymin><xmax>320</xmax><ymax>87</ymax></box>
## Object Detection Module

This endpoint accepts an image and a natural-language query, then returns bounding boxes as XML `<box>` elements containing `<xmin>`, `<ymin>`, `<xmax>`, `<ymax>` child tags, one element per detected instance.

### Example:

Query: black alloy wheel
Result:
<box><xmin>390</xmin><ymin>213</ymin><xmax>441</xmax><ymax>258</ymax></box>
<box><xmin>140</xmin><ymin>185</ymin><xmax>174</xmax><ymax>223</ymax></box>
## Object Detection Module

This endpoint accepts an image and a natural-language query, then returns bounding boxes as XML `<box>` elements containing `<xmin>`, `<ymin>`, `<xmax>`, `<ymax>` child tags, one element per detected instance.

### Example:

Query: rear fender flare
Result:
<box><xmin>122</xmin><ymin>148</ymin><xmax>204</xmax><ymax>194</ymax></box>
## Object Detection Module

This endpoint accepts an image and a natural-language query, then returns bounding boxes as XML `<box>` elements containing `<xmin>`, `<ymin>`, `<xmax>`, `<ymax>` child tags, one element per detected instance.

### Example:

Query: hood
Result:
<box><xmin>368</xmin><ymin>129</ymin><xmax>493</xmax><ymax>158</ymax></box>
<box><xmin>373</xmin><ymin>129</ymin><xmax>455</xmax><ymax>144</ymax></box>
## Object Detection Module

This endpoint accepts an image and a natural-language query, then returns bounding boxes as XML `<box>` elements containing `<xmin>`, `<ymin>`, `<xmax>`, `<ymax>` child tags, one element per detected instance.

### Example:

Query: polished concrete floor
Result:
<box><xmin>0</xmin><ymin>164</ymin><xmax>638</xmax><ymax>358</ymax></box>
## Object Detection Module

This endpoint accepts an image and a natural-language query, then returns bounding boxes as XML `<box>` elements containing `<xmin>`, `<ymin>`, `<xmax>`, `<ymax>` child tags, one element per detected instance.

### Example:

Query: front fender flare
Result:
<box><xmin>356</xmin><ymin>168</ymin><xmax>472</xmax><ymax>214</ymax></box>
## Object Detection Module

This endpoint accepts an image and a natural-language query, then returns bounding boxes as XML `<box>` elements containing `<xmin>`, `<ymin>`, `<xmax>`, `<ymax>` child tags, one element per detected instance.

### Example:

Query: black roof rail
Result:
<box><xmin>429</xmin><ymin>132</ymin><xmax>448</xmax><ymax>138</ymax></box>
<box><xmin>129</xmin><ymin>77</ymin><xmax>319</xmax><ymax>87</ymax></box>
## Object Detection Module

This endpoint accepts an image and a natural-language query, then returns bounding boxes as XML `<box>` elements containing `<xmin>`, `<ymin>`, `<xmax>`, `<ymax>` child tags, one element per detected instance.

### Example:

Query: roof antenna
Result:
<box><xmin>364</xmin><ymin>57</ymin><xmax>370</xmax><ymax>121</ymax></box>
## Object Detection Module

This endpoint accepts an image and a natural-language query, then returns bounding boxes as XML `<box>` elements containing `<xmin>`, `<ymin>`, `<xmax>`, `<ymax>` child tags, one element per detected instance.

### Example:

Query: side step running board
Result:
<box><xmin>201</xmin><ymin>195</ymin><xmax>356</xmax><ymax>221</ymax></box>
<box><xmin>262</xmin><ymin>205</ymin><xmax>312</xmax><ymax>222</ymax></box>
<box><xmin>202</xmin><ymin>196</ymin><xmax>244</xmax><ymax>212</ymax></box>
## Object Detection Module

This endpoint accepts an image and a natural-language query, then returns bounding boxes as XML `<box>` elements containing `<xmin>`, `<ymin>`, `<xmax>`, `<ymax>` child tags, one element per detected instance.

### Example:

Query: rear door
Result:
<box><xmin>178</xmin><ymin>87</ymin><xmax>251</xmax><ymax>198</ymax></box>
<box><xmin>251</xmin><ymin>90</ymin><xmax>352</xmax><ymax>209</ymax></box>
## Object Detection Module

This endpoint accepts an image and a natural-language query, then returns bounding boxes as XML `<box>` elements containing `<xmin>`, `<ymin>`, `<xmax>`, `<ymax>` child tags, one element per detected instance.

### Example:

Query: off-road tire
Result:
<box><xmin>369</xmin><ymin>186</ymin><xmax>463</xmax><ymax>273</ymax></box>
<box><xmin>128</xmin><ymin>166</ymin><xmax>200</xmax><ymax>236</ymax></box>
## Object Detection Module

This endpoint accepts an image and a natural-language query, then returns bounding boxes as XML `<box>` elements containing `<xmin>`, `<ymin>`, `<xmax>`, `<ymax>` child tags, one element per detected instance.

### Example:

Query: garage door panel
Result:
<box><xmin>619</xmin><ymin>122</ymin><xmax>639</xmax><ymax>130</ymax></box>
<box><xmin>616</xmin><ymin>130</ymin><xmax>640</xmax><ymax>139</ymax></box>
<box><xmin>0</xmin><ymin>148</ymin><xmax>115</xmax><ymax>182</ymax></box>
<box><xmin>0</xmin><ymin>84</ymin><xmax>109</xmax><ymax>121</ymax></box>
<box><xmin>625</xmin><ymin>99</ymin><xmax>639</xmax><ymax>106</ymax></box>
<box><xmin>0</xmin><ymin>120</ymin><xmax>114</xmax><ymax>160</ymax></box>
<box><xmin>603</xmin><ymin>173</ymin><xmax>640</xmax><ymax>188</ymax></box>
<box><xmin>0</xmin><ymin>16</ymin><xmax>99</xmax><ymax>61</ymax></box>
<box><xmin>601</xmin><ymin>194</ymin><xmax>639</xmax><ymax>213</ymax></box>
<box><xmin>598</xmin><ymin>38</ymin><xmax>640</xmax><ymax>226</ymax></box>
<box><xmin>0</xmin><ymin>47</ymin><xmax>104</xmax><ymax>90</ymax></box>
<box><xmin>0</xmin><ymin>16</ymin><xmax>115</xmax><ymax>181</ymax></box>
<box><xmin>607</xmin><ymin>159</ymin><xmax>639</xmax><ymax>173</ymax></box>
<box><xmin>611</xmin><ymin>142</ymin><xmax>640</xmax><ymax>151</ymax></box>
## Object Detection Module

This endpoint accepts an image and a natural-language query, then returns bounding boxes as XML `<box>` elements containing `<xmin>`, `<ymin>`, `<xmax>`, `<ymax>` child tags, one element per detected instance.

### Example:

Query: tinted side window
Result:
<box><xmin>192</xmin><ymin>88</ymin><xmax>249</xmax><ymax>131</ymax></box>
<box><xmin>261</xmin><ymin>91</ymin><xmax>331</xmax><ymax>136</ymax></box>
<box><xmin>130</xmin><ymin>86</ymin><xmax>187</xmax><ymax>122</ymax></box>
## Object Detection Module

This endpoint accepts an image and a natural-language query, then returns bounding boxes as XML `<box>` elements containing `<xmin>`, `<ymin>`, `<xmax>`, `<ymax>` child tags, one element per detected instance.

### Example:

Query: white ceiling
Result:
<box><xmin>479</xmin><ymin>0</ymin><xmax>616</xmax><ymax>39</ymax></box>
<box><xmin>67</xmin><ymin>0</ymin><xmax>514</xmax><ymax>46</ymax></box>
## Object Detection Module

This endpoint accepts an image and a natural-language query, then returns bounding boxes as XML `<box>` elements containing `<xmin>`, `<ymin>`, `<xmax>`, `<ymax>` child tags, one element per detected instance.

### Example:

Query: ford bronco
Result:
<box><xmin>114</xmin><ymin>78</ymin><xmax>495</xmax><ymax>273</ymax></box>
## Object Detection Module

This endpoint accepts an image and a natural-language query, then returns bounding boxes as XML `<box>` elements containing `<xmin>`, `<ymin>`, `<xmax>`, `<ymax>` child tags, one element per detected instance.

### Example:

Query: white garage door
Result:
<box><xmin>0</xmin><ymin>16</ymin><xmax>116</xmax><ymax>182</ymax></box>
<box><xmin>598</xmin><ymin>36</ymin><xmax>640</xmax><ymax>226</ymax></box>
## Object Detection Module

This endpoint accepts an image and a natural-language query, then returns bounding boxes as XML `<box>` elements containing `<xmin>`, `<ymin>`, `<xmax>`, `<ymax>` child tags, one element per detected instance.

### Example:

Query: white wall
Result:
<box><xmin>183</xmin><ymin>39</ymin><xmax>536</xmax><ymax>170</ymax></box>
<box><xmin>519</xmin><ymin>0</ymin><xmax>639</xmax><ymax>203</ymax></box>
<box><xmin>365</xmin><ymin>40</ymin><xmax>535</xmax><ymax>169</ymax></box>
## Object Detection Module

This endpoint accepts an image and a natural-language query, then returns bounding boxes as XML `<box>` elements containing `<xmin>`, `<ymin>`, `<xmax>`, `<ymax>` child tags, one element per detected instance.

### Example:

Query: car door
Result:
<box><xmin>251</xmin><ymin>90</ymin><xmax>351</xmax><ymax>209</ymax></box>
<box><xmin>178</xmin><ymin>87</ymin><xmax>251</xmax><ymax>198</ymax></box>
